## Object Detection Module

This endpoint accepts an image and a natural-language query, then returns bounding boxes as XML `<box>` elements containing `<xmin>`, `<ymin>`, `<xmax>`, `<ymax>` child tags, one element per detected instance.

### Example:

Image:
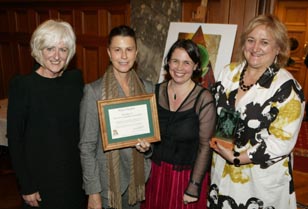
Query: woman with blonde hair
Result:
<box><xmin>209</xmin><ymin>14</ymin><xmax>305</xmax><ymax>209</ymax></box>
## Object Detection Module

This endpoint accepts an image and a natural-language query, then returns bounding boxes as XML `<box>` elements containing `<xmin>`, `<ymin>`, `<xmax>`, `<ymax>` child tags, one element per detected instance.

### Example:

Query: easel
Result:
<box><xmin>191</xmin><ymin>0</ymin><xmax>208</xmax><ymax>22</ymax></box>
<box><xmin>189</xmin><ymin>0</ymin><xmax>215</xmax><ymax>88</ymax></box>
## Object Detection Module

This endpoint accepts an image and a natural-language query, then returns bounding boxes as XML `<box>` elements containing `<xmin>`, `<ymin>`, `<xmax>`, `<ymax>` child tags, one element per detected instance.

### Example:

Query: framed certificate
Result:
<box><xmin>97</xmin><ymin>93</ymin><xmax>161</xmax><ymax>151</ymax></box>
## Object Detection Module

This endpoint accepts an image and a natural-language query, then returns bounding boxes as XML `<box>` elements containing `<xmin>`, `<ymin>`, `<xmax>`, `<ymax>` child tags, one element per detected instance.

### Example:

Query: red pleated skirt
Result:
<box><xmin>141</xmin><ymin>161</ymin><xmax>209</xmax><ymax>209</ymax></box>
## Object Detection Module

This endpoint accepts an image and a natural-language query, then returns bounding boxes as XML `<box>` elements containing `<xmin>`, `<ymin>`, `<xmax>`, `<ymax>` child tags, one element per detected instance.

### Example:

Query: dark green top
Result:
<box><xmin>7</xmin><ymin>69</ymin><xmax>85</xmax><ymax>209</ymax></box>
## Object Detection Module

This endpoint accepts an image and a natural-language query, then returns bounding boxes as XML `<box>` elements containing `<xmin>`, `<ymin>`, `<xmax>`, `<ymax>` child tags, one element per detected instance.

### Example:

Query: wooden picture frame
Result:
<box><xmin>97</xmin><ymin>93</ymin><xmax>160</xmax><ymax>151</ymax></box>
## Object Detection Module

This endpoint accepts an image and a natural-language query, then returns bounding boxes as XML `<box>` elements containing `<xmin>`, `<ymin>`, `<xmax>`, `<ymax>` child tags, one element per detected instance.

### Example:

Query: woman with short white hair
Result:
<box><xmin>7</xmin><ymin>19</ymin><xmax>85</xmax><ymax>209</ymax></box>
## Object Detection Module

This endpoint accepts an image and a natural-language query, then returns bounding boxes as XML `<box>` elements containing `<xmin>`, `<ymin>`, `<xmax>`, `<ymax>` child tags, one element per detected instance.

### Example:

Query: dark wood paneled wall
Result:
<box><xmin>182</xmin><ymin>0</ymin><xmax>308</xmax><ymax>99</ymax></box>
<box><xmin>0</xmin><ymin>0</ymin><xmax>278</xmax><ymax>99</ymax></box>
<box><xmin>182</xmin><ymin>0</ymin><xmax>275</xmax><ymax>61</ymax></box>
<box><xmin>0</xmin><ymin>0</ymin><xmax>130</xmax><ymax>99</ymax></box>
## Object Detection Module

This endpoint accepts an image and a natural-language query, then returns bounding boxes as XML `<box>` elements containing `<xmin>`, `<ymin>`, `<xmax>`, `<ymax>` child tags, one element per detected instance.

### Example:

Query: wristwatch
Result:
<box><xmin>233</xmin><ymin>151</ymin><xmax>240</xmax><ymax>167</ymax></box>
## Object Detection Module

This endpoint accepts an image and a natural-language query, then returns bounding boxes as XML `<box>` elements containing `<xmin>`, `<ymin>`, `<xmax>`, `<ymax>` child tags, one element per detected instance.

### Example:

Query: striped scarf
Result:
<box><xmin>101</xmin><ymin>65</ymin><xmax>146</xmax><ymax>209</ymax></box>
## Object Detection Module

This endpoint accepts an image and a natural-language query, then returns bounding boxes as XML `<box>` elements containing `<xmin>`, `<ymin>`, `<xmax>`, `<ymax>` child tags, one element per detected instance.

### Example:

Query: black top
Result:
<box><xmin>151</xmin><ymin>81</ymin><xmax>216</xmax><ymax>197</ymax></box>
<box><xmin>7</xmin><ymin>69</ymin><xmax>85</xmax><ymax>209</ymax></box>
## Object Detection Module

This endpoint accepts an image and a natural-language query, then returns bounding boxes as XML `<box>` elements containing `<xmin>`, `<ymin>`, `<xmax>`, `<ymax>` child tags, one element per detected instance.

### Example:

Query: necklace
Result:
<box><xmin>169</xmin><ymin>81</ymin><xmax>193</xmax><ymax>101</ymax></box>
<box><xmin>239</xmin><ymin>66</ymin><xmax>254</xmax><ymax>91</ymax></box>
<box><xmin>171</xmin><ymin>84</ymin><xmax>178</xmax><ymax>100</ymax></box>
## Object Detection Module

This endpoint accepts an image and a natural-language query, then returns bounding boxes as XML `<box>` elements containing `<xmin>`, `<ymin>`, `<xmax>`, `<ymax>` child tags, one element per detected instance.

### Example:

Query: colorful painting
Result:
<box><xmin>159</xmin><ymin>22</ymin><xmax>237</xmax><ymax>83</ymax></box>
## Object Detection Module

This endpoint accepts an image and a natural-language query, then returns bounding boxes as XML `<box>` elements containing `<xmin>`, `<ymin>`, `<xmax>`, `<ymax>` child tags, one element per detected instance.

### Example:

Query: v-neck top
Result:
<box><xmin>151</xmin><ymin>81</ymin><xmax>216</xmax><ymax>184</ymax></box>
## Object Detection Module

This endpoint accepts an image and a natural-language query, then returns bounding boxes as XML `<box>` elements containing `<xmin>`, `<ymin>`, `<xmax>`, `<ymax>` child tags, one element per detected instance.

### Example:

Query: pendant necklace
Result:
<box><xmin>172</xmin><ymin>85</ymin><xmax>177</xmax><ymax>100</ymax></box>
<box><xmin>170</xmin><ymin>82</ymin><xmax>179</xmax><ymax>100</ymax></box>
<box><xmin>169</xmin><ymin>81</ymin><xmax>193</xmax><ymax>101</ymax></box>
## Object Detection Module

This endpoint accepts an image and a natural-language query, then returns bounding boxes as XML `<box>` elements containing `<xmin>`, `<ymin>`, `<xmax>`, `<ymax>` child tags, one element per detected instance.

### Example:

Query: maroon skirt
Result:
<box><xmin>141</xmin><ymin>161</ymin><xmax>209</xmax><ymax>209</ymax></box>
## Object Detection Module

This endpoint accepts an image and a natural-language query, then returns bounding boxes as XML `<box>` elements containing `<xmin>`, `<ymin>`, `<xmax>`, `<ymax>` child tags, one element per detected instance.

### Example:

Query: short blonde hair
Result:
<box><xmin>239</xmin><ymin>14</ymin><xmax>290</xmax><ymax>68</ymax></box>
<box><xmin>30</xmin><ymin>19</ymin><xmax>76</xmax><ymax>70</ymax></box>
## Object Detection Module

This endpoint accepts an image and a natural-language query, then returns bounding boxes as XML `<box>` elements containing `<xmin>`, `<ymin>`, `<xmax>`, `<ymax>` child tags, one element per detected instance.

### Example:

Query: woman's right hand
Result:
<box><xmin>135</xmin><ymin>138</ymin><xmax>151</xmax><ymax>153</ymax></box>
<box><xmin>88</xmin><ymin>193</ymin><xmax>102</xmax><ymax>209</ymax></box>
<box><xmin>22</xmin><ymin>192</ymin><xmax>41</xmax><ymax>207</ymax></box>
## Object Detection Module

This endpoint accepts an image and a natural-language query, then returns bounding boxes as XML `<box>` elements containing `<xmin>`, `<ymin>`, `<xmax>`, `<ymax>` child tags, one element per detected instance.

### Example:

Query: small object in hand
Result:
<box><xmin>183</xmin><ymin>200</ymin><xmax>188</xmax><ymax>205</ymax></box>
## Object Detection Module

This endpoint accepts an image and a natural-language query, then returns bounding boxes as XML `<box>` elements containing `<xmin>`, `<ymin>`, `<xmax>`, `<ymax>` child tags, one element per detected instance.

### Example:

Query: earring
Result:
<box><xmin>274</xmin><ymin>55</ymin><xmax>278</xmax><ymax>64</ymax></box>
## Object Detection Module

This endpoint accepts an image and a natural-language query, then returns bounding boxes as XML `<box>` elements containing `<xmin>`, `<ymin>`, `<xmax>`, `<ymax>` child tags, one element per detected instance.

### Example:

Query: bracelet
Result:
<box><xmin>190</xmin><ymin>179</ymin><xmax>201</xmax><ymax>186</ymax></box>
<box><xmin>233</xmin><ymin>151</ymin><xmax>240</xmax><ymax>167</ymax></box>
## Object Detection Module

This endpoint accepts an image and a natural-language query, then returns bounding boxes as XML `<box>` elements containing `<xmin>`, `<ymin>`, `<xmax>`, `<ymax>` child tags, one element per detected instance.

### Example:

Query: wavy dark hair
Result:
<box><xmin>163</xmin><ymin>39</ymin><xmax>201</xmax><ymax>81</ymax></box>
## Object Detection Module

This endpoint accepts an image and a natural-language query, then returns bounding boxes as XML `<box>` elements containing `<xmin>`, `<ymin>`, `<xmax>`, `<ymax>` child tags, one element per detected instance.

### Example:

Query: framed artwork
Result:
<box><xmin>97</xmin><ymin>93</ymin><xmax>160</xmax><ymax>151</ymax></box>
<box><xmin>159</xmin><ymin>22</ymin><xmax>237</xmax><ymax>82</ymax></box>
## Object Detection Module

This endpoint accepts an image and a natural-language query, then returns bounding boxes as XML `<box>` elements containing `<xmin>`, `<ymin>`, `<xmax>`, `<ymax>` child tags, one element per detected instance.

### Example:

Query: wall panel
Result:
<box><xmin>0</xmin><ymin>0</ymin><xmax>130</xmax><ymax>99</ymax></box>
<box><xmin>81</xmin><ymin>10</ymin><xmax>100</xmax><ymax>36</ymax></box>
<box><xmin>56</xmin><ymin>10</ymin><xmax>75</xmax><ymax>24</ymax></box>
<box><xmin>0</xmin><ymin>42</ymin><xmax>16</xmax><ymax>98</ymax></box>
<box><xmin>33</xmin><ymin>9</ymin><xmax>52</xmax><ymax>25</ymax></box>
<box><xmin>17</xmin><ymin>42</ymin><xmax>33</xmax><ymax>75</ymax></box>
<box><xmin>82</xmin><ymin>47</ymin><xmax>100</xmax><ymax>82</ymax></box>
<box><xmin>0</xmin><ymin>10</ymin><xmax>10</xmax><ymax>33</ymax></box>
<box><xmin>14</xmin><ymin>10</ymin><xmax>31</xmax><ymax>33</ymax></box>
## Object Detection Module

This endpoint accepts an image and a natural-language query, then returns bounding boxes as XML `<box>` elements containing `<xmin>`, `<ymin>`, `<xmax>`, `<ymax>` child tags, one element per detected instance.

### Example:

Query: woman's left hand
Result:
<box><xmin>135</xmin><ymin>138</ymin><xmax>150</xmax><ymax>152</ymax></box>
<box><xmin>183</xmin><ymin>193</ymin><xmax>198</xmax><ymax>205</ymax></box>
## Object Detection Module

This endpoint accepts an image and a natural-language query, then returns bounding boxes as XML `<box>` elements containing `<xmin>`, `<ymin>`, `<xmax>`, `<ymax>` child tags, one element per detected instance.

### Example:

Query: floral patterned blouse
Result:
<box><xmin>208</xmin><ymin>62</ymin><xmax>305</xmax><ymax>209</ymax></box>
